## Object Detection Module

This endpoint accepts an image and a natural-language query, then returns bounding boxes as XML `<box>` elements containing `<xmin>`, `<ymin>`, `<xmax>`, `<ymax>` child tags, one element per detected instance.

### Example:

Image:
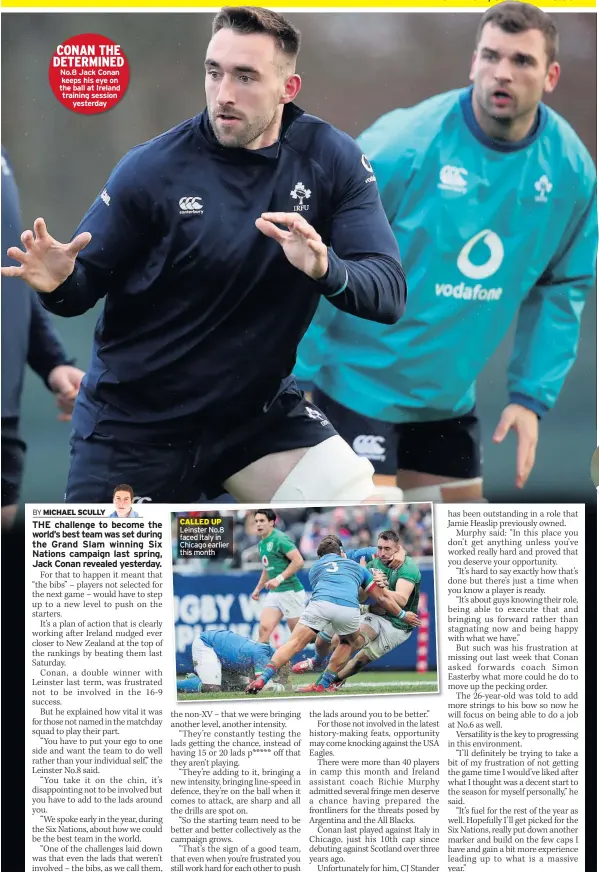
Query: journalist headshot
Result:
<box><xmin>108</xmin><ymin>484</ymin><xmax>141</xmax><ymax>518</ymax></box>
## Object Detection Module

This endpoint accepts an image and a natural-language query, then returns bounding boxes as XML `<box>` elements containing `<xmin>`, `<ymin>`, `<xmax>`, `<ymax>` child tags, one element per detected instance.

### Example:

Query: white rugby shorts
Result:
<box><xmin>262</xmin><ymin>589</ymin><xmax>306</xmax><ymax>619</ymax></box>
<box><xmin>360</xmin><ymin>613</ymin><xmax>412</xmax><ymax>660</ymax></box>
<box><xmin>300</xmin><ymin>599</ymin><xmax>360</xmax><ymax>636</ymax></box>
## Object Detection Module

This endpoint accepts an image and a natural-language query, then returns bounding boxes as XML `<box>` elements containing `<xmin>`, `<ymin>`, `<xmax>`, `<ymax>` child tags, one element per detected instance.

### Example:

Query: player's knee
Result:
<box><xmin>258</xmin><ymin>617</ymin><xmax>277</xmax><ymax>641</ymax></box>
<box><xmin>271</xmin><ymin>436</ymin><xmax>376</xmax><ymax>501</ymax></box>
<box><xmin>402</xmin><ymin>477</ymin><xmax>483</xmax><ymax>503</ymax></box>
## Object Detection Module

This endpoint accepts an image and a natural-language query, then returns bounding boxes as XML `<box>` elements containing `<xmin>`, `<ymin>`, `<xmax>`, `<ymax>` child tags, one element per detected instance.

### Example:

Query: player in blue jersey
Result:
<box><xmin>2</xmin><ymin>7</ymin><xmax>406</xmax><ymax>506</ymax></box>
<box><xmin>177</xmin><ymin>628</ymin><xmax>292</xmax><ymax>693</ymax></box>
<box><xmin>295</xmin><ymin>2</ymin><xmax>597</xmax><ymax>503</ymax></box>
<box><xmin>246</xmin><ymin>533</ymin><xmax>403</xmax><ymax>693</ymax></box>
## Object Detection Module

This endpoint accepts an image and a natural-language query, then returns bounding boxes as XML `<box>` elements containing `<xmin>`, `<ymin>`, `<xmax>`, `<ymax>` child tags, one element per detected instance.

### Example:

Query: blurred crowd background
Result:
<box><xmin>2</xmin><ymin>12</ymin><xmax>596</xmax><ymax>506</ymax></box>
<box><xmin>172</xmin><ymin>503</ymin><xmax>433</xmax><ymax>571</ymax></box>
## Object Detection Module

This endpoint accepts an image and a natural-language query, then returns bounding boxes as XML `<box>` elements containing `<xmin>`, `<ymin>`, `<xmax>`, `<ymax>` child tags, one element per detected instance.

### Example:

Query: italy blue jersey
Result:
<box><xmin>345</xmin><ymin>547</ymin><xmax>377</xmax><ymax>563</ymax></box>
<box><xmin>295</xmin><ymin>88</ymin><xmax>597</xmax><ymax>422</ymax></box>
<box><xmin>200</xmin><ymin>629</ymin><xmax>273</xmax><ymax>673</ymax></box>
<box><xmin>308</xmin><ymin>554</ymin><xmax>375</xmax><ymax>608</ymax></box>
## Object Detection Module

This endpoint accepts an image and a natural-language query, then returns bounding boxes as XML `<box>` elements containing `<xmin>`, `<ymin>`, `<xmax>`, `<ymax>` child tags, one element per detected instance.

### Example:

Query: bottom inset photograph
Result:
<box><xmin>172</xmin><ymin>503</ymin><xmax>438</xmax><ymax>699</ymax></box>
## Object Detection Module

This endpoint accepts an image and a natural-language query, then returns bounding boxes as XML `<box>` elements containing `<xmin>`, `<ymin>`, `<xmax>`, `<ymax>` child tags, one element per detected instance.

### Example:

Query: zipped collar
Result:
<box><xmin>196</xmin><ymin>102</ymin><xmax>305</xmax><ymax>162</ymax></box>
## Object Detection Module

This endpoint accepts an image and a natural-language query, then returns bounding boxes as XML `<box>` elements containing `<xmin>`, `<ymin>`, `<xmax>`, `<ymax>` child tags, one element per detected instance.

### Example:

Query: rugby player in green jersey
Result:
<box><xmin>251</xmin><ymin>509</ymin><xmax>306</xmax><ymax>643</ymax></box>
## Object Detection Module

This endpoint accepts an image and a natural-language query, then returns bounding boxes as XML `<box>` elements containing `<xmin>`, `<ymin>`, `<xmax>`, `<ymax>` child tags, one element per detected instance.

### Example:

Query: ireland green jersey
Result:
<box><xmin>258</xmin><ymin>529</ymin><xmax>303</xmax><ymax>592</ymax></box>
<box><xmin>367</xmin><ymin>554</ymin><xmax>421</xmax><ymax>631</ymax></box>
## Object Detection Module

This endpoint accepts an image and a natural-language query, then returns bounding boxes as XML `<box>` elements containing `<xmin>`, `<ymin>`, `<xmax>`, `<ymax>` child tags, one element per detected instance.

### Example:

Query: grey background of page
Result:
<box><xmin>2</xmin><ymin>12</ymin><xmax>596</xmax><ymax>504</ymax></box>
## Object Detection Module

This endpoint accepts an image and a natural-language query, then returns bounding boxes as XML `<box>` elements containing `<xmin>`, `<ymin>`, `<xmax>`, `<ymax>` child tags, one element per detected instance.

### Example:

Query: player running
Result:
<box><xmin>245</xmin><ymin>533</ymin><xmax>402</xmax><ymax>694</ymax></box>
<box><xmin>2</xmin><ymin>6</ymin><xmax>406</xmax><ymax>505</ymax></box>
<box><xmin>295</xmin><ymin>2</ymin><xmax>597</xmax><ymax>502</ymax></box>
<box><xmin>298</xmin><ymin>530</ymin><xmax>422</xmax><ymax>692</ymax></box>
<box><xmin>177</xmin><ymin>628</ymin><xmax>292</xmax><ymax>694</ymax></box>
<box><xmin>251</xmin><ymin>509</ymin><xmax>306</xmax><ymax>644</ymax></box>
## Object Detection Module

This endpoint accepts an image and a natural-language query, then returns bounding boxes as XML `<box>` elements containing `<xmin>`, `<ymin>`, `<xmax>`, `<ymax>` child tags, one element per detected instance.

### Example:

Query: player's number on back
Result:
<box><xmin>324</xmin><ymin>562</ymin><xmax>339</xmax><ymax>573</ymax></box>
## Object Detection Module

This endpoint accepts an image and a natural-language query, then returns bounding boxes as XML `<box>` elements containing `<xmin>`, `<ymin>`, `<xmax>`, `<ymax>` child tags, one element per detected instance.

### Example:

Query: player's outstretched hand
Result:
<box><xmin>492</xmin><ymin>403</ymin><xmax>539</xmax><ymax>489</ymax></box>
<box><xmin>403</xmin><ymin>611</ymin><xmax>421</xmax><ymax>628</ymax></box>
<box><xmin>388</xmin><ymin>544</ymin><xmax>406</xmax><ymax>569</ymax></box>
<box><xmin>256</xmin><ymin>212</ymin><xmax>328</xmax><ymax>279</ymax></box>
<box><xmin>1</xmin><ymin>218</ymin><xmax>91</xmax><ymax>293</ymax></box>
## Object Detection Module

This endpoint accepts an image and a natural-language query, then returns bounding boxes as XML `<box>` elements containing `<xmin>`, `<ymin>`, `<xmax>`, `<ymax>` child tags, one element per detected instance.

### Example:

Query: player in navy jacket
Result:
<box><xmin>1</xmin><ymin>147</ymin><xmax>84</xmax><ymax>527</ymax></box>
<box><xmin>2</xmin><ymin>7</ymin><xmax>407</xmax><ymax>504</ymax></box>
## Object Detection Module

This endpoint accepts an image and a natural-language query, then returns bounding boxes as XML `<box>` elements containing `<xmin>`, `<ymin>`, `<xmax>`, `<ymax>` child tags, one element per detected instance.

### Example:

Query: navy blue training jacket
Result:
<box><xmin>1</xmin><ymin>147</ymin><xmax>73</xmax><ymax>419</ymax></box>
<box><xmin>41</xmin><ymin>103</ymin><xmax>407</xmax><ymax>439</ymax></box>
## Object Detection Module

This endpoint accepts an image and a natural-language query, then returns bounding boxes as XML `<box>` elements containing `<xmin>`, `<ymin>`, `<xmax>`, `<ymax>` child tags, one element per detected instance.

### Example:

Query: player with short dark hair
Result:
<box><xmin>251</xmin><ymin>509</ymin><xmax>306</xmax><ymax>643</ymax></box>
<box><xmin>474</xmin><ymin>1</ymin><xmax>558</xmax><ymax>64</ymax></box>
<box><xmin>2</xmin><ymin>6</ymin><xmax>406</xmax><ymax>505</ymax></box>
<box><xmin>296</xmin><ymin>2</ymin><xmax>597</xmax><ymax>502</ymax></box>
<box><xmin>212</xmin><ymin>5</ymin><xmax>301</xmax><ymax>63</ymax></box>
<box><xmin>316</xmin><ymin>533</ymin><xmax>344</xmax><ymax>558</ymax></box>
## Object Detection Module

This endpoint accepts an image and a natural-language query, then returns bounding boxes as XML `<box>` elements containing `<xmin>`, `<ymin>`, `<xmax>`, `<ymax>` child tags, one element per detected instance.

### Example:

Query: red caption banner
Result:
<box><xmin>49</xmin><ymin>33</ymin><xmax>130</xmax><ymax>115</ymax></box>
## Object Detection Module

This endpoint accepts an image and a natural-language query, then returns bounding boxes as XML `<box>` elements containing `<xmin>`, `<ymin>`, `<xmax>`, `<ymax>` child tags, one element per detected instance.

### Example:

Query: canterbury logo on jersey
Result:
<box><xmin>353</xmin><ymin>435</ymin><xmax>386</xmax><ymax>460</ymax></box>
<box><xmin>179</xmin><ymin>196</ymin><xmax>203</xmax><ymax>214</ymax></box>
<box><xmin>438</xmin><ymin>164</ymin><xmax>468</xmax><ymax>193</ymax></box>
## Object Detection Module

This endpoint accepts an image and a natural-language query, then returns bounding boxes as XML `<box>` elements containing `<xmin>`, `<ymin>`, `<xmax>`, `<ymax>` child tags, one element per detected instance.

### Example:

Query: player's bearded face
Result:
<box><xmin>205</xmin><ymin>30</ymin><xmax>288</xmax><ymax>150</ymax></box>
<box><xmin>470</xmin><ymin>25</ymin><xmax>558</xmax><ymax>126</ymax></box>
<box><xmin>377</xmin><ymin>540</ymin><xmax>396</xmax><ymax>565</ymax></box>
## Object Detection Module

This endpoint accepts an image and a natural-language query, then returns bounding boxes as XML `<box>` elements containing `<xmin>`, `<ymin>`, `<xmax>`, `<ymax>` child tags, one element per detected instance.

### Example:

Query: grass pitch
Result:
<box><xmin>177</xmin><ymin>670</ymin><xmax>438</xmax><ymax>701</ymax></box>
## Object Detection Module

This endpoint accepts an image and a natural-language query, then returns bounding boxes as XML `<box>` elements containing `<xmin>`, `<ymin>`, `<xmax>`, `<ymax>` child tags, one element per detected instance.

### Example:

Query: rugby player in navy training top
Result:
<box><xmin>1</xmin><ymin>148</ymin><xmax>84</xmax><ymax>528</ymax></box>
<box><xmin>2</xmin><ymin>7</ymin><xmax>407</xmax><ymax>505</ymax></box>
